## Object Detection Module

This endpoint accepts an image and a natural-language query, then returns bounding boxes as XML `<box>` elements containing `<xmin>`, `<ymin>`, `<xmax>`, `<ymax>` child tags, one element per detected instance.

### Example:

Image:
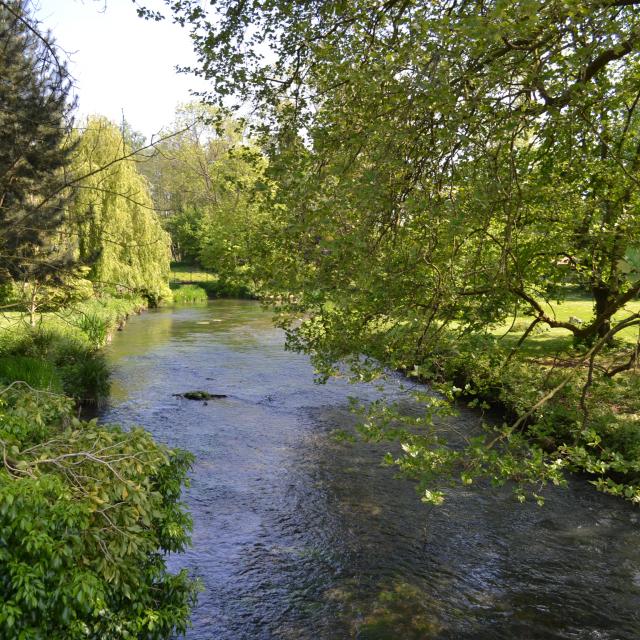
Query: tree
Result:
<box><xmin>157</xmin><ymin>0</ymin><xmax>640</xmax><ymax>334</ymax></box>
<box><xmin>0</xmin><ymin>0</ymin><xmax>76</xmax><ymax>290</ymax></box>
<box><xmin>149</xmin><ymin>1</ymin><xmax>640</xmax><ymax>501</ymax></box>
<box><xmin>140</xmin><ymin>103</ymin><xmax>267</xmax><ymax>285</ymax></box>
<box><xmin>68</xmin><ymin>117</ymin><xmax>172</xmax><ymax>305</ymax></box>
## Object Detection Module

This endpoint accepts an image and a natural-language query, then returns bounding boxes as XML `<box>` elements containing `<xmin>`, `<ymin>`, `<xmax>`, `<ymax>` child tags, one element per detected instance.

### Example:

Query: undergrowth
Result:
<box><xmin>0</xmin><ymin>295</ymin><xmax>146</xmax><ymax>406</ymax></box>
<box><xmin>407</xmin><ymin>331</ymin><xmax>640</xmax><ymax>502</ymax></box>
<box><xmin>171</xmin><ymin>284</ymin><xmax>208</xmax><ymax>304</ymax></box>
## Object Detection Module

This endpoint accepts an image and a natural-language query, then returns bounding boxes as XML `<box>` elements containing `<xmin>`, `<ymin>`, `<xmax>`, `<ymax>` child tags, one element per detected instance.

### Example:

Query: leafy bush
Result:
<box><xmin>171</xmin><ymin>285</ymin><xmax>208</xmax><ymax>304</ymax></box>
<box><xmin>0</xmin><ymin>386</ymin><xmax>198</xmax><ymax>638</ymax></box>
<box><xmin>506</xmin><ymin>319</ymin><xmax>533</xmax><ymax>333</ymax></box>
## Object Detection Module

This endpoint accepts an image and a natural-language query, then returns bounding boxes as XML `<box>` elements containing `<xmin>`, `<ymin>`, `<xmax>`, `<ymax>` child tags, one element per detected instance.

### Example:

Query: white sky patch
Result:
<box><xmin>34</xmin><ymin>0</ymin><xmax>208</xmax><ymax>140</ymax></box>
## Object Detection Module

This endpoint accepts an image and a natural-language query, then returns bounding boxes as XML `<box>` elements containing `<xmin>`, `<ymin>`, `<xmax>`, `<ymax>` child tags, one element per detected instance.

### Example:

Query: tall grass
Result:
<box><xmin>0</xmin><ymin>328</ymin><xmax>109</xmax><ymax>405</ymax></box>
<box><xmin>59</xmin><ymin>355</ymin><xmax>110</xmax><ymax>406</ymax></box>
<box><xmin>71</xmin><ymin>296</ymin><xmax>146</xmax><ymax>346</ymax></box>
<box><xmin>73</xmin><ymin>312</ymin><xmax>110</xmax><ymax>347</ymax></box>
<box><xmin>0</xmin><ymin>356</ymin><xmax>62</xmax><ymax>392</ymax></box>
<box><xmin>172</xmin><ymin>284</ymin><xmax>208</xmax><ymax>304</ymax></box>
<box><xmin>0</xmin><ymin>295</ymin><xmax>146</xmax><ymax>405</ymax></box>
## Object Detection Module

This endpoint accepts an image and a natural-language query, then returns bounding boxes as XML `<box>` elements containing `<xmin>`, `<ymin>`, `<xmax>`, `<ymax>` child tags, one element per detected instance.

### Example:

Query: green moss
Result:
<box><xmin>354</xmin><ymin>583</ymin><xmax>441</xmax><ymax>640</ymax></box>
<box><xmin>176</xmin><ymin>390</ymin><xmax>227</xmax><ymax>400</ymax></box>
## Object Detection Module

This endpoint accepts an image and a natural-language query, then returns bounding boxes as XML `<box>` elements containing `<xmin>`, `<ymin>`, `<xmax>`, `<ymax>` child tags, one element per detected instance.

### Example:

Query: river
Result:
<box><xmin>100</xmin><ymin>301</ymin><xmax>640</xmax><ymax>640</ymax></box>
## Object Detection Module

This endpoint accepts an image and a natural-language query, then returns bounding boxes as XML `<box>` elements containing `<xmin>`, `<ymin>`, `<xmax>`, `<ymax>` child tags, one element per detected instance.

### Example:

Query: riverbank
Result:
<box><xmin>402</xmin><ymin>298</ymin><xmax>640</xmax><ymax>503</ymax></box>
<box><xmin>0</xmin><ymin>294</ymin><xmax>198</xmax><ymax>637</ymax></box>
<box><xmin>0</xmin><ymin>294</ymin><xmax>148</xmax><ymax>406</ymax></box>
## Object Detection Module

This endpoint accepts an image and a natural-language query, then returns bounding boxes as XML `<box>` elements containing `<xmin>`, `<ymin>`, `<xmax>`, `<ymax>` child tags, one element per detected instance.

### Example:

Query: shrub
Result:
<box><xmin>507</xmin><ymin>319</ymin><xmax>532</xmax><ymax>333</ymax></box>
<box><xmin>0</xmin><ymin>387</ymin><xmax>198</xmax><ymax>638</ymax></box>
<box><xmin>407</xmin><ymin>329</ymin><xmax>640</xmax><ymax>502</ymax></box>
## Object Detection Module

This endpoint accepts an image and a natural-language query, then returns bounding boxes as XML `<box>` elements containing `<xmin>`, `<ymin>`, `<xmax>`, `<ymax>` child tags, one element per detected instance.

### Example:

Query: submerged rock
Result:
<box><xmin>174</xmin><ymin>390</ymin><xmax>227</xmax><ymax>400</ymax></box>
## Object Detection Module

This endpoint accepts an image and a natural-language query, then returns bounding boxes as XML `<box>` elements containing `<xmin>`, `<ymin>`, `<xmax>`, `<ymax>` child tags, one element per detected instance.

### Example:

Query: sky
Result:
<box><xmin>34</xmin><ymin>0</ymin><xmax>208</xmax><ymax>140</ymax></box>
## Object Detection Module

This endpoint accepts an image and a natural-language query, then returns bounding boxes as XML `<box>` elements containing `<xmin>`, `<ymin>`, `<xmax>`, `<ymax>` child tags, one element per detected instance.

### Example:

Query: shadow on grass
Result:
<box><xmin>497</xmin><ymin>331</ymin><xmax>575</xmax><ymax>357</ymax></box>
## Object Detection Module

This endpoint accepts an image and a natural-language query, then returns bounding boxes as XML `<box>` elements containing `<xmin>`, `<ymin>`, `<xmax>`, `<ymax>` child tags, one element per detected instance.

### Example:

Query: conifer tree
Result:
<box><xmin>0</xmin><ymin>0</ymin><xmax>75</xmax><ymax>286</ymax></box>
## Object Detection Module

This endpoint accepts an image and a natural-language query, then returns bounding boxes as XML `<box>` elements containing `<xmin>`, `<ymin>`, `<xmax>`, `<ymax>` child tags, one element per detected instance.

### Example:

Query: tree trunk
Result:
<box><xmin>592</xmin><ymin>284</ymin><xmax>613</xmax><ymax>340</ymax></box>
<box><xmin>28</xmin><ymin>286</ymin><xmax>38</xmax><ymax>328</ymax></box>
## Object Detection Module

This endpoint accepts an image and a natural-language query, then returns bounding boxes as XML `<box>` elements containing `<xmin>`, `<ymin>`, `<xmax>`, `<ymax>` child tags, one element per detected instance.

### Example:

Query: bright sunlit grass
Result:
<box><xmin>170</xmin><ymin>262</ymin><xmax>217</xmax><ymax>283</ymax></box>
<box><xmin>493</xmin><ymin>295</ymin><xmax>640</xmax><ymax>353</ymax></box>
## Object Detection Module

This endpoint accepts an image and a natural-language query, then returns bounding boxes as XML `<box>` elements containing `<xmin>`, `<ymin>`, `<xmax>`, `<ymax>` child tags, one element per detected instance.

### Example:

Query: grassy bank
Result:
<box><xmin>170</xmin><ymin>263</ymin><xmax>256</xmax><ymax>299</ymax></box>
<box><xmin>0</xmin><ymin>295</ymin><xmax>146</xmax><ymax>406</ymax></box>
<box><xmin>405</xmin><ymin>295</ymin><xmax>640</xmax><ymax>502</ymax></box>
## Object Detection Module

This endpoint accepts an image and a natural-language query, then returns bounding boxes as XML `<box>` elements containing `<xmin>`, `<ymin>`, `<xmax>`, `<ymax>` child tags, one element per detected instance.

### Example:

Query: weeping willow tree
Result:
<box><xmin>69</xmin><ymin>117</ymin><xmax>171</xmax><ymax>304</ymax></box>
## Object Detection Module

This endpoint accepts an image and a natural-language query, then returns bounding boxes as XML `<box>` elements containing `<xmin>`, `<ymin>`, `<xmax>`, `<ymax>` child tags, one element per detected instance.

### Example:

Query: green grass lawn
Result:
<box><xmin>170</xmin><ymin>263</ymin><xmax>218</xmax><ymax>283</ymax></box>
<box><xmin>493</xmin><ymin>295</ymin><xmax>640</xmax><ymax>354</ymax></box>
<box><xmin>0</xmin><ymin>310</ymin><xmax>87</xmax><ymax>343</ymax></box>
<box><xmin>169</xmin><ymin>263</ymin><xmax>256</xmax><ymax>299</ymax></box>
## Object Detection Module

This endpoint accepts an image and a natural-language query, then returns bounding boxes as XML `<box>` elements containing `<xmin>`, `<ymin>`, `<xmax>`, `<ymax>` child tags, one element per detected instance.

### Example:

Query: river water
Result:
<box><xmin>101</xmin><ymin>301</ymin><xmax>640</xmax><ymax>640</ymax></box>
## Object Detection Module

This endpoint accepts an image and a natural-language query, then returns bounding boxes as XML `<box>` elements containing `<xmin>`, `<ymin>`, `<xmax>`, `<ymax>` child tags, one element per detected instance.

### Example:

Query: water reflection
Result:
<box><xmin>101</xmin><ymin>301</ymin><xmax>640</xmax><ymax>640</ymax></box>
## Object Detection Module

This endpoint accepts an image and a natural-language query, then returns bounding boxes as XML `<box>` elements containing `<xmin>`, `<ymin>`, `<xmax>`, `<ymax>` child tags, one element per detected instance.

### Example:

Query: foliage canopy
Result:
<box><xmin>149</xmin><ymin>0</ymin><xmax>640</xmax><ymax>501</ymax></box>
